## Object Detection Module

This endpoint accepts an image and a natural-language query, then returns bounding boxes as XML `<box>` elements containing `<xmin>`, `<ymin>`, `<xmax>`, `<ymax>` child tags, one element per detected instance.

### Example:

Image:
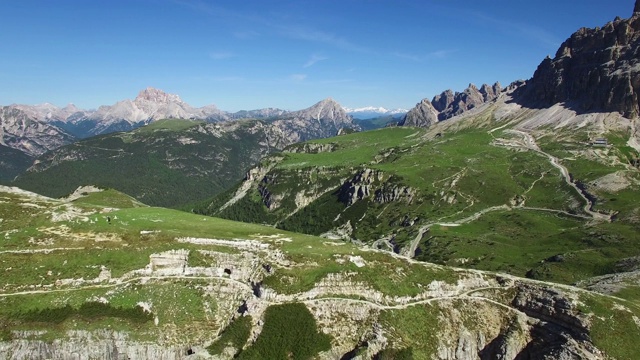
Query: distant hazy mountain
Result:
<box><xmin>0</xmin><ymin>105</ymin><xmax>76</xmax><ymax>157</ymax></box>
<box><xmin>344</xmin><ymin>106</ymin><xmax>408</xmax><ymax>120</ymax></box>
<box><xmin>12</xmin><ymin>98</ymin><xmax>359</xmax><ymax>207</ymax></box>
<box><xmin>0</xmin><ymin>89</ymin><xmax>357</xmax><ymax>165</ymax></box>
<box><xmin>50</xmin><ymin>87</ymin><xmax>231</xmax><ymax>138</ymax></box>
<box><xmin>271</xmin><ymin>98</ymin><xmax>359</xmax><ymax>142</ymax></box>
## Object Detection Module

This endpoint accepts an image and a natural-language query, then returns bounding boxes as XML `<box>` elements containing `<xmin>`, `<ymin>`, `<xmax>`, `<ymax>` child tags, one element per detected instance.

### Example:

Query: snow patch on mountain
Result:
<box><xmin>344</xmin><ymin>106</ymin><xmax>408</xmax><ymax>119</ymax></box>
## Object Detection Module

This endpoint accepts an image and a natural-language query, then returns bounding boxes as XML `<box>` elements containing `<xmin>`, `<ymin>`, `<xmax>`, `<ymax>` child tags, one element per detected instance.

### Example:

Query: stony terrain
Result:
<box><xmin>0</xmin><ymin>186</ymin><xmax>638</xmax><ymax>359</ymax></box>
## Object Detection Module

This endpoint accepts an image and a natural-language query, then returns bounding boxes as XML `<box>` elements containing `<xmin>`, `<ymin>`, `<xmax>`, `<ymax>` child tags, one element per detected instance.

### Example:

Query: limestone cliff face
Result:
<box><xmin>272</xmin><ymin>98</ymin><xmax>360</xmax><ymax>141</ymax></box>
<box><xmin>337</xmin><ymin>168</ymin><xmax>415</xmax><ymax>206</ymax></box>
<box><xmin>401</xmin><ymin>82</ymin><xmax>502</xmax><ymax>127</ymax></box>
<box><xmin>0</xmin><ymin>330</ymin><xmax>189</xmax><ymax>360</ymax></box>
<box><xmin>0</xmin><ymin>106</ymin><xmax>75</xmax><ymax>157</ymax></box>
<box><xmin>400</xmin><ymin>99</ymin><xmax>440</xmax><ymax>127</ymax></box>
<box><xmin>519</xmin><ymin>1</ymin><xmax>640</xmax><ymax>117</ymax></box>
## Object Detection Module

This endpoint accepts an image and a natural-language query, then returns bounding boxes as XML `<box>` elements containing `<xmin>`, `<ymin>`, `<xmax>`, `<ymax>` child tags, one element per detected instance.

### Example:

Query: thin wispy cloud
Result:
<box><xmin>209</xmin><ymin>51</ymin><xmax>235</xmax><ymax>60</ymax></box>
<box><xmin>303</xmin><ymin>54</ymin><xmax>328</xmax><ymax>68</ymax></box>
<box><xmin>393</xmin><ymin>49</ymin><xmax>456</xmax><ymax>62</ymax></box>
<box><xmin>175</xmin><ymin>1</ymin><xmax>370</xmax><ymax>53</ymax></box>
<box><xmin>234</xmin><ymin>30</ymin><xmax>260</xmax><ymax>39</ymax></box>
<box><xmin>290</xmin><ymin>74</ymin><xmax>307</xmax><ymax>81</ymax></box>
<box><xmin>393</xmin><ymin>52</ymin><xmax>422</xmax><ymax>62</ymax></box>
<box><xmin>276</xmin><ymin>25</ymin><xmax>370</xmax><ymax>53</ymax></box>
<box><xmin>471</xmin><ymin>11</ymin><xmax>561</xmax><ymax>48</ymax></box>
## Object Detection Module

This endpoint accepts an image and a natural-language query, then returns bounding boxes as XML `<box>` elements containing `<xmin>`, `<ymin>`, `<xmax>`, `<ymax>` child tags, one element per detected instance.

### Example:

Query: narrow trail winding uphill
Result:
<box><xmin>503</xmin><ymin>129</ymin><xmax>611</xmax><ymax>222</ymax></box>
<box><xmin>402</xmin><ymin>124</ymin><xmax>612</xmax><ymax>259</ymax></box>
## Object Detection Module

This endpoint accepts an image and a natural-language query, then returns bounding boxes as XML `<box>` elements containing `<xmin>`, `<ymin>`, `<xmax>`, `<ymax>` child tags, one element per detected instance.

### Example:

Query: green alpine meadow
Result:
<box><xmin>2</xmin><ymin>1</ymin><xmax>640</xmax><ymax>359</ymax></box>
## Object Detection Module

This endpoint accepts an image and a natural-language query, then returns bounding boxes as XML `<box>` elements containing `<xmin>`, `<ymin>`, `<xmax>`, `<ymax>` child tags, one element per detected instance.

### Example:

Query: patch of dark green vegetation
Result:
<box><xmin>374</xmin><ymin>348</ymin><xmax>414</xmax><ymax>360</ymax></box>
<box><xmin>207</xmin><ymin>315</ymin><xmax>252</xmax><ymax>356</ymax></box>
<box><xmin>0</xmin><ymin>326</ymin><xmax>12</xmax><ymax>342</ymax></box>
<box><xmin>278</xmin><ymin>190</ymin><xmax>345</xmax><ymax>235</ymax></box>
<box><xmin>11</xmin><ymin>119</ymin><xmax>277</xmax><ymax>208</ymax></box>
<box><xmin>0</xmin><ymin>144</ymin><xmax>34</xmax><ymax>183</ymax></box>
<box><xmin>12</xmin><ymin>302</ymin><xmax>153</xmax><ymax>324</ymax></box>
<box><xmin>238</xmin><ymin>303</ymin><xmax>331</xmax><ymax>360</ymax></box>
<box><xmin>213</xmin><ymin>189</ymin><xmax>277</xmax><ymax>225</ymax></box>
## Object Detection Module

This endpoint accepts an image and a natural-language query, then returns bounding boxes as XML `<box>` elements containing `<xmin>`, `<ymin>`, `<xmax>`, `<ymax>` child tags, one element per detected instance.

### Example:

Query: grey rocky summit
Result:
<box><xmin>401</xmin><ymin>82</ymin><xmax>502</xmax><ymax>127</ymax></box>
<box><xmin>515</xmin><ymin>0</ymin><xmax>640</xmax><ymax>117</ymax></box>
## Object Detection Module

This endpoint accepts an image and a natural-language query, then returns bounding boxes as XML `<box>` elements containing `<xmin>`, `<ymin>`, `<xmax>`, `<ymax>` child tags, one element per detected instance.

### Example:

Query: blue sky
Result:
<box><xmin>0</xmin><ymin>0</ymin><xmax>634</xmax><ymax>111</ymax></box>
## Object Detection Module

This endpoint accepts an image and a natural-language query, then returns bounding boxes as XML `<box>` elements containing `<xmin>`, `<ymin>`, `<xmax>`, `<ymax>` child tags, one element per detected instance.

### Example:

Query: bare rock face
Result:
<box><xmin>509</xmin><ymin>284</ymin><xmax>603</xmax><ymax>360</ymax></box>
<box><xmin>518</xmin><ymin>2</ymin><xmax>640</xmax><ymax>117</ymax></box>
<box><xmin>337</xmin><ymin>168</ymin><xmax>415</xmax><ymax>206</ymax></box>
<box><xmin>273</xmin><ymin>98</ymin><xmax>359</xmax><ymax>141</ymax></box>
<box><xmin>400</xmin><ymin>98</ymin><xmax>440</xmax><ymax>127</ymax></box>
<box><xmin>0</xmin><ymin>106</ymin><xmax>75</xmax><ymax>157</ymax></box>
<box><xmin>401</xmin><ymin>82</ymin><xmax>502</xmax><ymax>127</ymax></box>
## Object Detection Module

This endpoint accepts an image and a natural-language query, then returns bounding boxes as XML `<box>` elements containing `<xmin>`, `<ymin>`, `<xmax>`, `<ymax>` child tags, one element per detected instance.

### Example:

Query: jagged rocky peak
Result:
<box><xmin>401</xmin><ymin>98</ymin><xmax>440</xmax><ymax>127</ymax></box>
<box><xmin>401</xmin><ymin>81</ymin><xmax>502</xmax><ymax>127</ymax></box>
<box><xmin>134</xmin><ymin>87</ymin><xmax>183</xmax><ymax>104</ymax></box>
<box><xmin>0</xmin><ymin>106</ymin><xmax>75</xmax><ymax>156</ymax></box>
<box><xmin>635</xmin><ymin>0</ymin><xmax>640</xmax><ymax>15</ymax></box>
<box><xmin>302</xmin><ymin>97</ymin><xmax>350</xmax><ymax>121</ymax></box>
<box><xmin>480</xmin><ymin>82</ymin><xmax>502</xmax><ymax>101</ymax></box>
<box><xmin>518</xmin><ymin>1</ymin><xmax>640</xmax><ymax>117</ymax></box>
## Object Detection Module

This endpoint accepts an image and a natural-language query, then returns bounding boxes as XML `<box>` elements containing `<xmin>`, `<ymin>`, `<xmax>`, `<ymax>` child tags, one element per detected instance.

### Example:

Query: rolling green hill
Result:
<box><xmin>11</xmin><ymin>119</ymin><xmax>290</xmax><ymax>208</ymax></box>
<box><xmin>195</xmin><ymin>102</ymin><xmax>640</xmax><ymax>290</ymax></box>
<box><xmin>1</xmin><ymin>185</ymin><xmax>638</xmax><ymax>358</ymax></box>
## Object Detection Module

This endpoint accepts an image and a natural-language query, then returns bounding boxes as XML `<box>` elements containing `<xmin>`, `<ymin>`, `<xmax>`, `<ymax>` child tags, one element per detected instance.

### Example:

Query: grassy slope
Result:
<box><xmin>11</xmin><ymin>119</ymin><xmax>270</xmax><ymax>208</ymax></box>
<box><xmin>1</xmin><ymin>187</ymin><xmax>639</xmax><ymax>358</ymax></box>
<box><xmin>200</xmin><ymin>113</ymin><xmax>640</xmax><ymax>287</ymax></box>
<box><xmin>0</xmin><ymin>187</ymin><xmax>454</xmax><ymax>344</ymax></box>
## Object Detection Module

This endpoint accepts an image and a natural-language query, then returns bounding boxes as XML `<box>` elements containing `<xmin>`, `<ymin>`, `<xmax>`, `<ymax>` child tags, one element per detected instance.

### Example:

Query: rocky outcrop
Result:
<box><xmin>401</xmin><ymin>82</ymin><xmax>502</xmax><ymax>127</ymax></box>
<box><xmin>337</xmin><ymin>169</ymin><xmax>415</xmax><ymax>206</ymax></box>
<box><xmin>509</xmin><ymin>284</ymin><xmax>603</xmax><ymax>359</ymax></box>
<box><xmin>374</xmin><ymin>184</ymin><xmax>415</xmax><ymax>204</ymax></box>
<box><xmin>516</xmin><ymin>2</ymin><xmax>640</xmax><ymax>117</ymax></box>
<box><xmin>435</xmin><ymin>83</ymin><xmax>502</xmax><ymax>120</ymax></box>
<box><xmin>271</xmin><ymin>98</ymin><xmax>360</xmax><ymax>142</ymax></box>
<box><xmin>337</xmin><ymin>169</ymin><xmax>385</xmax><ymax>205</ymax></box>
<box><xmin>0</xmin><ymin>106</ymin><xmax>75</xmax><ymax>157</ymax></box>
<box><xmin>284</xmin><ymin>142</ymin><xmax>337</xmax><ymax>154</ymax></box>
<box><xmin>0</xmin><ymin>330</ymin><xmax>189</xmax><ymax>360</ymax></box>
<box><xmin>401</xmin><ymin>98</ymin><xmax>440</xmax><ymax>127</ymax></box>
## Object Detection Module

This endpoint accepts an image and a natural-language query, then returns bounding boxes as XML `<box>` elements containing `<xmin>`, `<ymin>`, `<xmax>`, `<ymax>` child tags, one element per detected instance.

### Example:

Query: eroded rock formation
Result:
<box><xmin>516</xmin><ymin>1</ymin><xmax>640</xmax><ymax>118</ymax></box>
<box><xmin>401</xmin><ymin>82</ymin><xmax>502</xmax><ymax>127</ymax></box>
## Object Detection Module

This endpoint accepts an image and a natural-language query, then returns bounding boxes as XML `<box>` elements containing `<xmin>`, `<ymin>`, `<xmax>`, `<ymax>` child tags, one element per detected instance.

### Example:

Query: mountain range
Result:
<box><xmin>0</xmin><ymin>94</ymin><xmax>358</xmax><ymax>182</ymax></box>
<box><xmin>343</xmin><ymin>106</ymin><xmax>408</xmax><ymax>120</ymax></box>
<box><xmin>1</xmin><ymin>2</ymin><xmax>640</xmax><ymax>359</ymax></box>
<box><xmin>0</xmin><ymin>88</ymin><xmax>357</xmax><ymax>155</ymax></box>
<box><xmin>193</xmin><ymin>0</ymin><xmax>640</xmax><ymax>306</ymax></box>
<box><xmin>8</xmin><ymin>98</ymin><xmax>358</xmax><ymax>206</ymax></box>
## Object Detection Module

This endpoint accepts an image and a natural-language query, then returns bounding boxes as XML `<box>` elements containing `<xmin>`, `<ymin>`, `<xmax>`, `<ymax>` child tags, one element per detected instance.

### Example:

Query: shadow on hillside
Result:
<box><xmin>506</xmin><ymin>81</ymin><xmax>634</xmax><ymax>118</ymax></box>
